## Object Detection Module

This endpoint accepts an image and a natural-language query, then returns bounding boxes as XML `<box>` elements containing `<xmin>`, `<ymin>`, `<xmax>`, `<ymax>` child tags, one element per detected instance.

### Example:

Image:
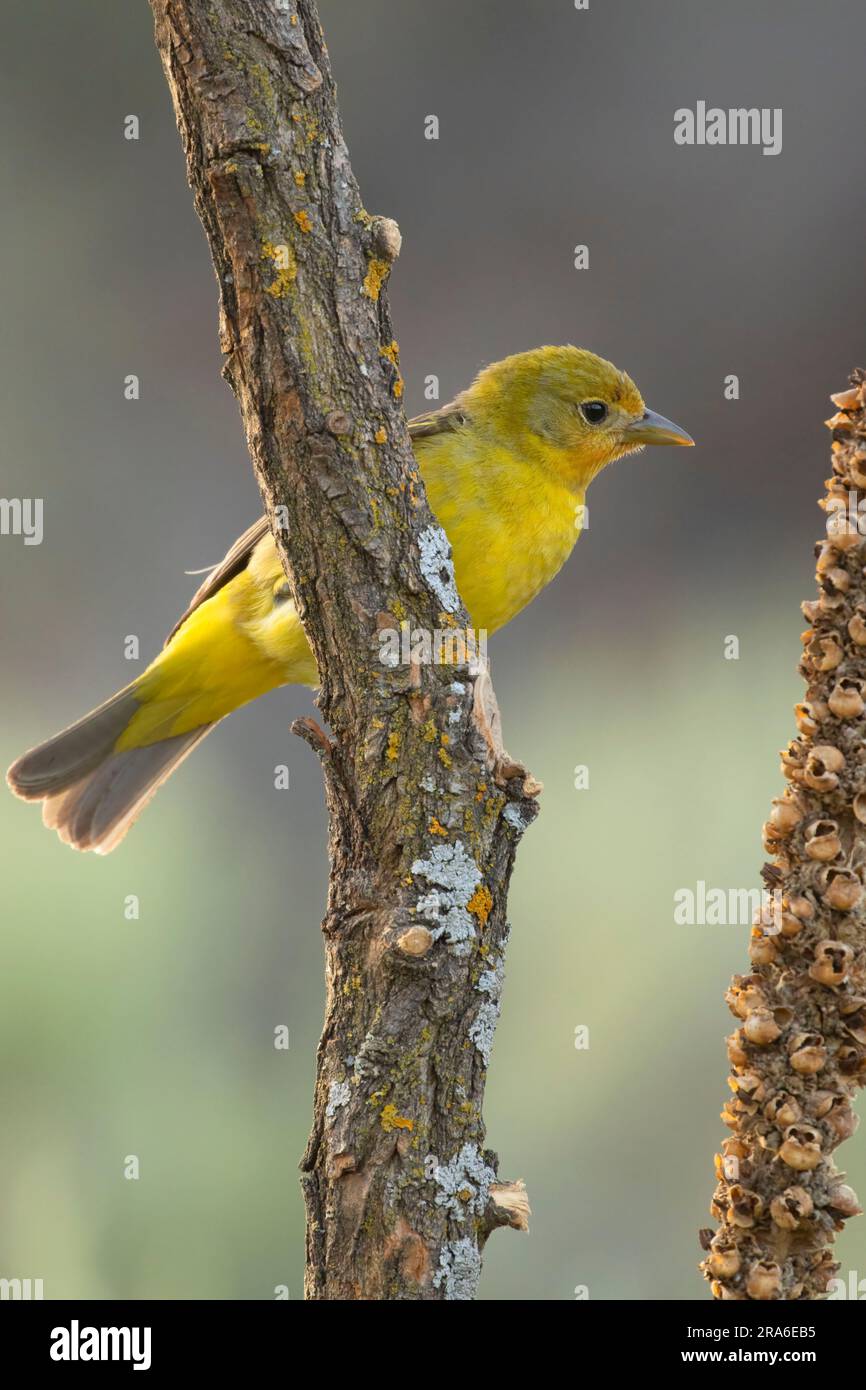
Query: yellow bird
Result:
<box><xmin>7</xmin><ymin>346</ymin><xmax>693</xmax><ymax>852</ymax></box>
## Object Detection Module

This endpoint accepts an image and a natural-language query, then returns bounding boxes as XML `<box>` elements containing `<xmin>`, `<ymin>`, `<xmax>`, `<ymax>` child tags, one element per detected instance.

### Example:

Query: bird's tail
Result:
<box><xmin>6</xmin><ymin>685</ymin><xmax>214</xmax><ymax>854</ymax></box>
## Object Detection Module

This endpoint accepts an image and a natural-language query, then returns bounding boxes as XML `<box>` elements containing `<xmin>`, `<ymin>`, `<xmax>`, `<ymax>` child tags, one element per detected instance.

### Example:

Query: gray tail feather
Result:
<box><xmin>7</xmin><ymin>691</ymin><xmax>214</xmax><ymax>853</ymax></box>
<box><xmin>7</xmin><ymin>686</ymin><xmax>141</xmax><ymax>799</ymax></box>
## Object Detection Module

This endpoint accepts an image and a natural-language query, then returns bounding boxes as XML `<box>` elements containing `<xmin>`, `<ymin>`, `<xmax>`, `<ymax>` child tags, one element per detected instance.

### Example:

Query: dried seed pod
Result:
<box><xmin>726</xmin><ymin>1185</ymin><xmax>763</xmax><ymax>1228</ymax></box>
<box><xmin>842</xmin><ymin>1009</ymin><xmax>866</xmax><ymax>1046</ymax></box>
<box><xmin>827</xmin><ymin>511</ymin><xmax>861</xmax><ymax>549</ymax></box>
<box><xmin>707</xmin><ymin>1241</ymin><xmax>740</xmax><ymax>1279</ymax></box>
<box><xmin>721</xmin><ymin>1137</ymin><xmax>749</xmax><ymax>1160</ymax></box>
<box><xmin>713</xmin><ymin>1281</ymin><xmax>747</xmax><ymax>1301</ymax></box>
<box><xmin>809</xmin><ymin>940</ymin><xmax>854</xmax><ymax>987</ymax></box>
<box><xmin>778</xmin><ymin>1124</ymin><xmax>822</xmax><ymax>1170</ymax></box>
<box><xmin>762</xmin><ymin>822</ymin><xmax>784</xmax><ymax>851</ymax></box>
<box><xmin>744</xmin><ymin>1009</ymin><xmax>782</xmax><ymax>1046</ymax></box>
<box><xmin>853</xmin><ymin>792</ymin><xmax>866</xmax><ymax>824</ymax></box>
<box><xmin>810</xmin><ymin>636</ymin><xmax>844</xmax><ymax>672</ymax></box>
<box><xmin>726</xmin><ymin>1030</ymin><xmax>748</xmax><ymax>1069</ymax></box>
<box><xmin>804</xmin><ymin>819</ymin><xmax>842</xmax><ymax>861</ymax></box>
<box><xmin>772</xmin><ymin>911</ymin><xmax>803</xmax><ymax>938</ymax></box>
<box><xmin>849</xmin><ymin>605</ymin><xmax>866</xmax><ymax>645</ymax></box>
<box><xmin>794</xmin><ymin>702</ymin><xmax>821</xmax><ymax>735</ymax></box>
<box><xmin>746</xmin><ymin>1260</ymin><xmax>782</xmax><ymax>1300</ymax></box>
<box><xmin>788</xmin><ymin>1032</ymin><xmax>828</xmax><ymax>1075</ymax></box>
<box><xmin>821</xmin><ymin>483</ymin><xmax>850</xmax><ymax>509</ymax></box>
<box><xmin>838</xmin><ymin>1044</ymin><xmax>866</xmax><ymax>1076</ymax></box>
<box><xmin>802</xmin><ymin>757</ymin><xmax>839</xmax><ymax>793</ymax></box>
<box><xmin>769</xmin><ymin>796</ymin><xmax>805</xmax><ymax>832</ymax></box>
<box><xmin>819</xmin><ymin>587</ymin><xmax>846</xmax><ymax>612</ymax></box>
<box><xmin>727</xmin><ymin>983</ymin><xmax>764</xmax><ymax>1021</ymax></box>
<box><xmin>820</xmin><ymin>566</ymin><xmax>850</xmax><ymax>596</ymax></box>
<box><xmin>828</xmin><ymin>678</ymin><xmax>866</xmax><ymax>719</ymax></box>
<box><xmin>780</xmin><ymin>741</ymin><xmax>807</xmax><ymax>782</ymax></box>
<box><xmin>811</xmin><ymin>744</ymin><xmax>846</xmax><ymax>773</ymax></box>
<box><xmin>826</xmin><ymin>409</ymin><xmax>856</xmax><ymax>432</ymax></box>
<box><xmin>732</xmin><ymin>1071</ymin><xmax>766</xmax><ymax>1105</ymax></box>
<box><xmin>736</xmin><ymin>977</ymin><xmax>769</xmax><ymax>1014</ymax></box>
<box><xmin>748</xmin><ymin>930</ymin><xmax>778</xmax><ymax>965</ymax></box>
<box><xmin>810</xmin><ymin>1091</ymin><xmax>835</xmax><ymax>1117</ymax></box>
<box><xmin>823</xmin><ymin>1097</ymin><xmax>859</xmax><ymax>1140</ymax></box>
<box><xmin>815</xmin><ymin>543</ymin><xmax>838</xmax><ymax>575</ymax></box>
<box><xmin>827</xmin><ymin>1184</ymin><xmax>862</xmax><ymax>1217</ymax></box>
<box><xmin>764</xmin><ymin>1093</ymin><xmax>801</xmax><ymax>1127</ymax></box>
<box><xmin>830</xmin><ymin>386</ymin><xmax>863</xmax><ymax>410</ymax></box>
<box><xmin>819</xmin><ymin>867</ymin><xmax>863</xmax><ymax>912</ymax></box>
<box><xmin>787</xmin><ymin>894</ymin><xmax>814</xmax><ymax>920</ymax></box>
<box><xmin>769</xmin><ymin>1186</ymin><xmax>813</xmax><ymax>1230</ymax></box>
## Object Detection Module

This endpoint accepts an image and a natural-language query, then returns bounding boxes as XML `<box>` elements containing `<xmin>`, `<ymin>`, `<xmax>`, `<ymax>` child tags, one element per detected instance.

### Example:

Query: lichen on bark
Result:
<box><xmin>150</xmin><ymin>0</ymin><xmax>536</xmax><ymax>1300</ymax></box>
<box><xmin>701</xmin><ymin>372</ymin><xmax>866</xmax><ymax>1300</ymax></box>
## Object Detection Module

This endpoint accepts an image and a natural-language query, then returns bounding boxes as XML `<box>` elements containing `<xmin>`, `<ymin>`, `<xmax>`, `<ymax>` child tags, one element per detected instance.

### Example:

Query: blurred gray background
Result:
<box><xmin>2</xmin><ymin>0</ymin><xmax>866</xmax><ymax>1300</ymax></box>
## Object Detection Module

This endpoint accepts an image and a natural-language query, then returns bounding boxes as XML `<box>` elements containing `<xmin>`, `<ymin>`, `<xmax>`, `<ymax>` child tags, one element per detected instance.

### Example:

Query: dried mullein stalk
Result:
<box><xmin>700</xmin><ymin>370</ymin><xmax>866</xmax><ymax>1300</ymax></box>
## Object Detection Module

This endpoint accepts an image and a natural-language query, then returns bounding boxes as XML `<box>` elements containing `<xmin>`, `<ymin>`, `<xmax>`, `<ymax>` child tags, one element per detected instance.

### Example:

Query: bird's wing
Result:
<box><xmin>164</xmin><ymin>515</ymin><xmax>270</xmax><ymax>646</ymax></box>
<box><xmin>165</xmin><ymin>405</ymin><xmax>468</xmax><ymax>646</ymax></box>
<box><xmin>407</xmin><ymin>399</ymin><xmax>470</xmax><ymax>441</ymax></box>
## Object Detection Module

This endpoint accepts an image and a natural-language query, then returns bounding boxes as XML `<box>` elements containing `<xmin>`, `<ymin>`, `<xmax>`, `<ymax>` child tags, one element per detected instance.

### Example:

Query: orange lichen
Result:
<box><xmin>374</xmin><ymin>427</ymin><xmax>388</xmax><ymax>445</ymax></box>
<box><xmin>467</xmin><ymin>885</ymin><xmax>493</xmax><ymax>927</ymax></box>
<box><xmin>293</xmin><ymin>210</ymin><xmax>312</xmax><ymax>234</ymax></box>
<box><xmin>363</xmin><ymin>257</ymin><xmax>390</xmax><ymax>301</ymax></box>
<box><xmin>379</xmin><ymin>340</ymin><xmax>405</xmax><ymax>398</ymax></box>
<box><xmin>381</xmin><ymin>1104</ymin><xmax>414</xmax><ymax>1133</ymax></box>
<box><xmin>428</xmin><ymin>818</ymin><xmax>448</xmax><ymax>837</ymax></box>
<box><xmin>261</xmin><ymin>240</ymin><xmax>297</xmax><ymax>297</ymax></box>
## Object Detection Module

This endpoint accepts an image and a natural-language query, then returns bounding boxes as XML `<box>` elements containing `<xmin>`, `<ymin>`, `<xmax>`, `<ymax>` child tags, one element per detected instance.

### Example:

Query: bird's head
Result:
<box><xmin>462</xmin><ymin>345</ymin><xmax>694</xmax><ymax>490</ymax></box>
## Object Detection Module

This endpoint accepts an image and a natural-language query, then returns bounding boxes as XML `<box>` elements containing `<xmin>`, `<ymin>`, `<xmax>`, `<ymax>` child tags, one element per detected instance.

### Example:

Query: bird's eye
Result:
<box><xmin>579</xmin><ymin>400</ymin><xmax>608</xmax><ymax>425</ymax></box>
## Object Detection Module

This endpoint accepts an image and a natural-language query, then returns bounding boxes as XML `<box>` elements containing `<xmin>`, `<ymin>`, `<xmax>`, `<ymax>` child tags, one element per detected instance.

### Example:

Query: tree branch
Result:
<box><xmin>150</xmin><ymin>0</ymin><xmax>537</xmax><ymax>1300</ymax></box>
<box><xmin>701</xmin><ymin>371</ymin><xmax>866</xmax><ymax>1300</ymax></box>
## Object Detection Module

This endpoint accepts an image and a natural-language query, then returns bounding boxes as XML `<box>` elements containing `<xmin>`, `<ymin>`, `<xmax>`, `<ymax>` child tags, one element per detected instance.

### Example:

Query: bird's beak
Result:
<box><xmin>624</xmin><ymin>409</ymin><xmax>694</xmax><ymax>448</ymax></box>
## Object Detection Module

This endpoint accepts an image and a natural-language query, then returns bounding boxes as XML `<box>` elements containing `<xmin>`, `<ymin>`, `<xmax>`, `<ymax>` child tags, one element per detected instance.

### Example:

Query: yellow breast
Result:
<box><xmin>420</xmin><ymin>436</ymin><xmax>582</xmax><ymax>634</ymax></box>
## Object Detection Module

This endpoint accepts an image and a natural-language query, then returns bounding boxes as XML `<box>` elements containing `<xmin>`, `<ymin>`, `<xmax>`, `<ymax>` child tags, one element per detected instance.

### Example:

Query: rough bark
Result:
<box><xmin>150</xmin><ymin>0</ymin><xmax>536</xmax><ymax>1300</ymax></box>
<box><xmin>700</xmin><ymin>372</ymin><xmax>866</xmax><ymax>1300</ymax></box>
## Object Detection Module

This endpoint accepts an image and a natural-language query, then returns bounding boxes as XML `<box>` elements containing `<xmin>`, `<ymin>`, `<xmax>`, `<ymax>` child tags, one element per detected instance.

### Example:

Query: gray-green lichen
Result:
<box><xmin>433</xmin><ymin>1236</ymin><xmax>482</xmax><ymax>1300</ymax></box>
<box><xmin>411</xmin><ymin>841</ymin><xmax>481</xmax><ymax>955</ymax></box>
<box><xmin>469</xmin><ymin>1000</ymin><xmax>500</xmax><ymax>1066</ymax></box>
<box><xmin>418</xmin><ymin>525</ymin><xmax>459</xmax><ymax>612</ymax></box>
<box><xmin>503</xmin><ymin>802</ymin><xmax>533</xmax><ymax>834</ymax></box>
<box><xmin>471</xmin><ymin>954</ymin><xmax>505</xmax><ymax>1064</ymax></box>
<box><xmin>432</xmin><ymin>1142</ymin><xmax>496</xmax><ymax>1218</ymax></box>
<box><xmin>326</xmin><ymin>1079</ymin><xmax>351</xmax><ymax>1118</ymax></box>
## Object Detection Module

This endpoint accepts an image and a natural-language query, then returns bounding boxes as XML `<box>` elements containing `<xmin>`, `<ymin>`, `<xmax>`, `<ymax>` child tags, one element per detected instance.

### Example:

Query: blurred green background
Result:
<box><xmin>2</xmin><ymin>0</ymin><xmax>866</xmax><ymax>1300</ymax></box>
